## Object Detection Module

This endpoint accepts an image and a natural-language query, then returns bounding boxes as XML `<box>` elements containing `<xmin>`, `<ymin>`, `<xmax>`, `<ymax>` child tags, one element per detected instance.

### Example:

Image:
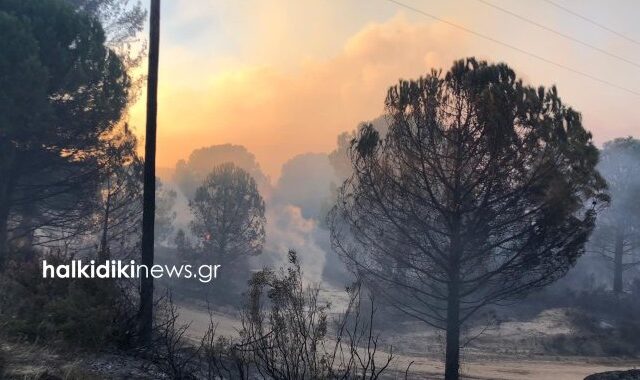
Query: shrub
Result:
<box><xmin>147</xmin><ymin>293</ymin><xmax>200</xmax><ymax>380</ymax></box>
<box><xmin>0</xmin><ymin>250</ymin><xmax>137</xmax><ymax>350</ymax></box>
<box><xmin>237</xmin><ymin>250</ymin><xmax>394</xmax><ymax>379</ymax></box>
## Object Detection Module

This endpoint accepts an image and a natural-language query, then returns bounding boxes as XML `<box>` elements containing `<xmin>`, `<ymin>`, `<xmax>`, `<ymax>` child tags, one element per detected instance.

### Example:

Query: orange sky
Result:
<box><xmin>129</xmin><ymin>0</ymin><xmax>640</xmax><ymax>180</ymax></box>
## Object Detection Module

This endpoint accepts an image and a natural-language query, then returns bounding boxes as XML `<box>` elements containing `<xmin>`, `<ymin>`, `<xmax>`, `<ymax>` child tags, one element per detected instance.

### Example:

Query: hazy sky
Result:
<box><xmin>129</xmin><ymin>0</ymin><xmax>640</xmax><ymax>179</ymax></box>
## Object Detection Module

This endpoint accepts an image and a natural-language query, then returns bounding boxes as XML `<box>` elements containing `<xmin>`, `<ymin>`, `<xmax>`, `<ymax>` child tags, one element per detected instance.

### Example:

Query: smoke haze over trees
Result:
<box><xmin>174</xmin><ymin>144</ymin><xmax>269</xmax><ymax>199</ymax></box>
<box><xmin>588</xmin><ymin>138</ymin><xmax>640</xmax><ymax>293</ymax></box>
<box><xmin>2</xmin><ymin>2</ymin><xmax>640</xmax><ymax>378</ymax></box>
<box><xmin>274</xmin><ymin>153</ymin><xmax>337</xmax><ymax>220</ymax></box>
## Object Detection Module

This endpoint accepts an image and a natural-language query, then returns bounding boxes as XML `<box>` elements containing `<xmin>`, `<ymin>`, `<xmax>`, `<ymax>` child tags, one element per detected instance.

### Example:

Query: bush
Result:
<box><xmin>147</xmin><ymin>293</ymin><xmax>201</xmax><ymax>379</ymax></box>
<box><xmin>0</xmin><ymin>250</ymin><xmax>137</xmax><ymax>350</ymax></box>
<box><xmin>237</xmin><ymin>250</ymin><xmax>394</xmax><ymax>379</ymax></box>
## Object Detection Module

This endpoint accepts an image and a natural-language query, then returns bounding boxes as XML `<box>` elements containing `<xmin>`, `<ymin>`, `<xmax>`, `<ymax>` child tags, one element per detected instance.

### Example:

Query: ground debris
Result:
<box><xmin>585</xmin><ymin>369</ymin><xmax>640</xmax><ymax>380</ymax></box>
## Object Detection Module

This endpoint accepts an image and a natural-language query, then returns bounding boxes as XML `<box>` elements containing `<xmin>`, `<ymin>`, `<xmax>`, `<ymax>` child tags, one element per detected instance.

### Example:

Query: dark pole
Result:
<box><xmin>139</xmin><ymin>0</ymin><xmax>160</xmax><ymax>345</ymax></box>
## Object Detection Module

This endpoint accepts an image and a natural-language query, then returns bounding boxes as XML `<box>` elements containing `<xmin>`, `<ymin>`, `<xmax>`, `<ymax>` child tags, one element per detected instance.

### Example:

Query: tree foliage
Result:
<box><xmin>0</xmin><ymin>0</ymin><xmax>131</xmax><ymax>264</ymax></box>
<box><xmin>67</xmin><ymin>0</ymin><xmax>147</xmax><ymax>98</ymax></box>
<box><xmin>66</xmin><ymin>0</ymin><xmax>146</xmax><ymax>45</ymax></box>
<box><xmin>96</xmin><ymin>124</ymin><xmax>143</xmax><ymax>261</ymax></box>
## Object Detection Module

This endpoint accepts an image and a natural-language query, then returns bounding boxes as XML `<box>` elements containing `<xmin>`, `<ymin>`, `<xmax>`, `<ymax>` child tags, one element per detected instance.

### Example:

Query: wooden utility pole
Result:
<box><xmin>139</xmin><ymin>0</ymin><xmax>160</xmax><ymax>345</ymax></box>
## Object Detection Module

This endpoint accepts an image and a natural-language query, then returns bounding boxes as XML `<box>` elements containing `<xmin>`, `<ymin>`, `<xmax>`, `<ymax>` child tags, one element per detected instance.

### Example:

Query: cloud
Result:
<box><xmin>131</xmin><ymin>13</ymin><xmax>468</xmax><ymax>179</ymax></box>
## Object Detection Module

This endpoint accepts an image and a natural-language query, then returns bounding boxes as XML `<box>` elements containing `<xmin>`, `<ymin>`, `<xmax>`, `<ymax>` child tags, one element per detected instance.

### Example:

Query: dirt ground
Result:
<box><xmin>177</xmin><ymin>304</ymin><xmax>640</xmax><ymax>380</ymax></box>
<box><xmin>1</xmin><ymin>304</ymin><xmax>637</xmax><ymax>379</ymax></box>
<box><xmin>393</xmin><ymin>356</ymin><xmax>639</xmax><ymax>380</ymax></box>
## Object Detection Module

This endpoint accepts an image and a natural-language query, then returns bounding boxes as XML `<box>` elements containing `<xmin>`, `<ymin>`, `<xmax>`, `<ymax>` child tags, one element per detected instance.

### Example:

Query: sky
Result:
<box><xmin>129</xmin><ymin>0</ymin><xmax>640</xmax><ymax>180</ymax></box>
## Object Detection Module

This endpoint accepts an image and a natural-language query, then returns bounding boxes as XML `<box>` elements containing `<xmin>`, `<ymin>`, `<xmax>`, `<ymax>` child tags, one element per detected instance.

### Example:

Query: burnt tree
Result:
<box><xmin>330</xmin><ymin>58</ymin><xmax>607</xmax><ymax>380</ymax></box>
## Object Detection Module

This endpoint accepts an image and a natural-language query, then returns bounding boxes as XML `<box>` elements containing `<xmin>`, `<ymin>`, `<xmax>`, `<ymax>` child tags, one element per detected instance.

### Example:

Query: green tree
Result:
<box><xmin>330</xmin><ymin>58</ymin><xmax>607</xmax><ymax>380</ymax></box>
<box><xmin>0</xmin><ymin>0</ymin><xmax>130</xmax><ymax>265</ymax></box>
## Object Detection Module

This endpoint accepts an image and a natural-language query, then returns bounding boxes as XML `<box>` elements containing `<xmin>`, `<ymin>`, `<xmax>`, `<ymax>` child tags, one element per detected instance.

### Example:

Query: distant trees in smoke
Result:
<box><xmin>170</xmin><ymin>163</ymin><xmax>266</xmax><ymax>297</ymax></box>
<box><xmin>589</xmin><ymin>137</ymin><xmax>640</xmax><ymax>293</ymax></box>
<box><xmin>155</xmin><ymin>179</ymin><xmax>177</xmax><ymax>246</ymax></box>
<box><xmin>187</xmin><ymin>163</ymin><xmax>266</xmax><ymax>263</ymax></box>
<box><xmin>329</xmin><ymin>58</ymin><xmax>607</xmax><ymax>380</ymax></box>
<box><xmin>274</xmin><ymin>153</ymin><xmax>337</xmax><ymax>220</ymax></box>
<box><xmin>174</xmin><ymin>144</ymin><xmax>269</xmax><ymax>199</ymax></box>
<box><xmin>165</xmin><ymin>143</ymin><xmax>355</xmax><ymax>286</ymax></box>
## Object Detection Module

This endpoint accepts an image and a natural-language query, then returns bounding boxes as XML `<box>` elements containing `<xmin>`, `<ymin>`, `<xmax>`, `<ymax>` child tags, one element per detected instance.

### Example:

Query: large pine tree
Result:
<box><xmin>330</xmin><ymin>58</ymin><xmax>608</xmax><ymax>380</ymax></box>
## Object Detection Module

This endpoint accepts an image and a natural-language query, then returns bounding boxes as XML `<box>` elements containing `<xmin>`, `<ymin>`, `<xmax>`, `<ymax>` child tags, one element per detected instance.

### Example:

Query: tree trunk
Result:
<box><xmin>0</xmin><ymin>199</ymin><xmax>9</xmax><ymax>268</ymax></box>
<box><xmin>99</xmin><ymin>187</ymin><xmax>111</xmax><ymax>262</ymax></box>
<box><xmin>613</xmin><ymin>228</ymin><xmax>624</xmax><ymax>294</ymax></box>
<box><xmin>0</xmin><ymin>147</ymin><xmax>17</xmax><ymax>269</ymax></box>
<box><xmin>138</xmin><ymin>0</ymin><xmax>160</xmax><ymax>345</ymax></box>
<box><xmin>445</xmin><ymin>277</ymin><xmax>461</xmax><ymax>380</ymax></box>
<box><xmin>15</xmin><ymin>207</ymin><xmax>35</xmax><ymax>252</ymax></box>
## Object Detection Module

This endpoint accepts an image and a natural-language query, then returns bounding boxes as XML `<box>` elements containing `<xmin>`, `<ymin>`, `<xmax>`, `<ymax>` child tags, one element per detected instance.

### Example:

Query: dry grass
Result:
<box><xmin>0</xmin><ymin>339</ymin><xmax>156</xmax><ymax>379</ymax></box>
